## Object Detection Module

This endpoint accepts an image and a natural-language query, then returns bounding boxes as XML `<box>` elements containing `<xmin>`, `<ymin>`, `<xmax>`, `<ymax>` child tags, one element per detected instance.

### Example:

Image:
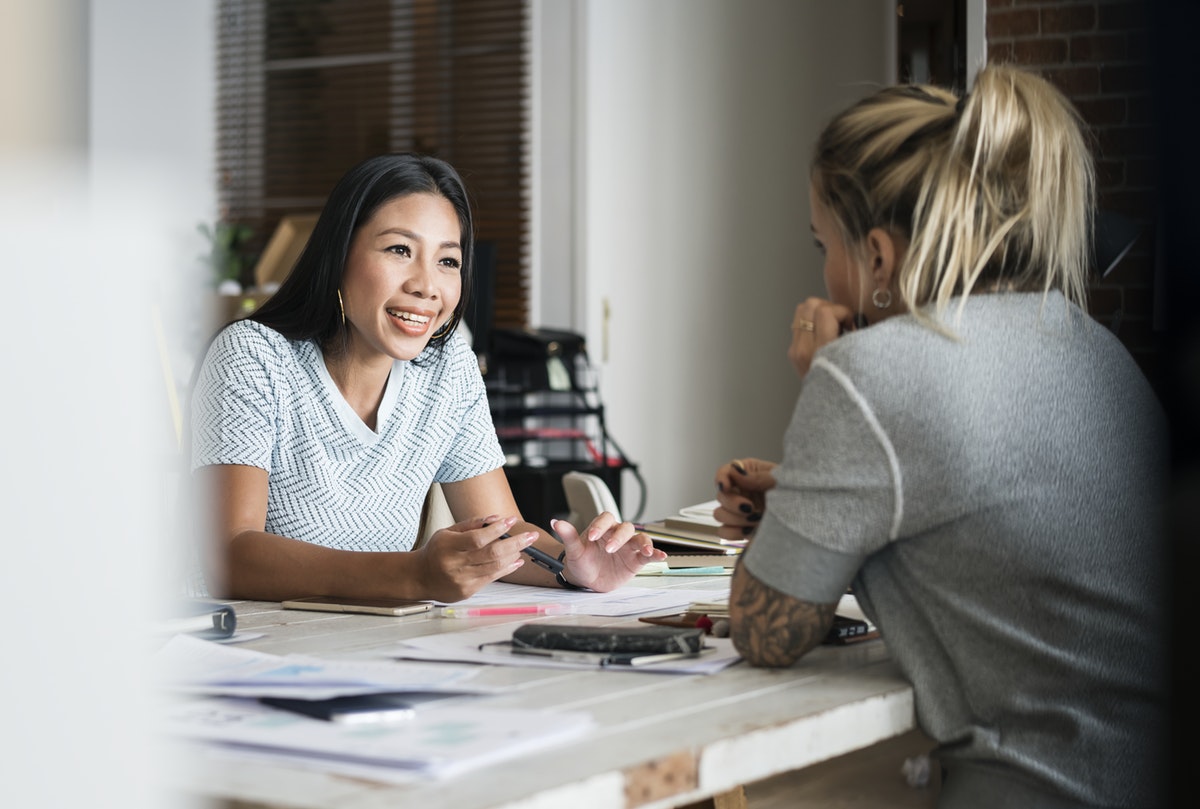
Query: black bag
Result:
<box><xmin>511</xmin><ymin>624</ymin><xmax>705</xmax><ymax>655</ymax></box>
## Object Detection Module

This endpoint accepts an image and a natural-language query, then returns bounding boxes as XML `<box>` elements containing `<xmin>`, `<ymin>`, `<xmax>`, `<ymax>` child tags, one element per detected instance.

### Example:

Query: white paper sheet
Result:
<box><xmin>439</xmin><ymin>581</ymin><xmax>728</xmax><ymax>617</ymax></box>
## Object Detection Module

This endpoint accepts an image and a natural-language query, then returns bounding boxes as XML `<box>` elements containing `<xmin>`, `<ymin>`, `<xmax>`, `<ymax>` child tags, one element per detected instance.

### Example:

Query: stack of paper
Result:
<box><xmin>686</xmin><ymin>597</ymin><xmax>731</xmax><ymax>617</ymax></box>
<box><xmin>639</xmin><ymin>499</ymin><xmax>747</xmax><ymax>558</ymax></box>
<box><xmin>163</xmin><ymin>697</ymin><xmax>594</xmax><ymax>779</ymax></box>
<box><xmin>157</xmin><ymin>635</ymin><xmax>596</xmax><ymax>780</ymax></box>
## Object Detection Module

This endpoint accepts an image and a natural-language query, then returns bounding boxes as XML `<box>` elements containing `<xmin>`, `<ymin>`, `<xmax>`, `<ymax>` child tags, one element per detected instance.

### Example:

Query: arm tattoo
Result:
<box><xmin>729</xmin><ymin>563</ymin><xmax>838</xmax><ymax>667</ymax></box>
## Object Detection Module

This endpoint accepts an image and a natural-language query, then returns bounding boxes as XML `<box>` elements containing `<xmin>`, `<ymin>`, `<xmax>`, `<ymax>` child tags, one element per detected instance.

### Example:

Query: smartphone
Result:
<box><xmin>280</xmin><ymin>596</ymin><xmax>434</xmax><ymax>616</ymax></box>
<box><xmin>261</xmin><ymin>694</ymin><xmax>415</xmax><ymax>724</ymax></box>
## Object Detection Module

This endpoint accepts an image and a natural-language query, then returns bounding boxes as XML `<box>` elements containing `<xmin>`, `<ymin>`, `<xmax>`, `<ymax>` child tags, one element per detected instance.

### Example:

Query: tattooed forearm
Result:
<box><xmin>729</xmin><ymin>564</ymin><xmax>838</xmax><ymax>667</ymax></box>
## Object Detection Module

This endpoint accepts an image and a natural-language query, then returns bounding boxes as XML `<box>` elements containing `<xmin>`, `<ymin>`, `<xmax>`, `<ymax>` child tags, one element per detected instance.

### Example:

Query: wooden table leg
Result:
<box><xmin>677</xmin><ymin>784</ymin><xmax>746</xmax><ymax>809</ymax></box>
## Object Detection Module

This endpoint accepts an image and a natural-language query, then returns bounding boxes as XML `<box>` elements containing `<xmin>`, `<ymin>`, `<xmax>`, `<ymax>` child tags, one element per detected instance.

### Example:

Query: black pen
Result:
<box><xmin>491</xmin><ymin>526</ymin><xmax>565</xmax><ymax>575</ymax></box>
<box><xmin>520</xmin><ymin>542</ymin><xmax>565</xmax><ymax>575</ymax></box>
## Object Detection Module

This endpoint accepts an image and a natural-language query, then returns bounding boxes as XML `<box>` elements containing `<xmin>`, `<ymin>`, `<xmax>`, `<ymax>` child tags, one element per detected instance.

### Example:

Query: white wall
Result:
<box><xmin>545</xmin><ymin>0</ymin><xmax>893</xmax><ymax>519</ymax></box>
<box><xmin>90</xmin><ymin>0</ymin><xmax>218</xmax><ymax>383</ymax></box>
<box><xmin>1</xmin><ymin>2</ymin><xmax>210</xmax><ymax>806</ymax></box>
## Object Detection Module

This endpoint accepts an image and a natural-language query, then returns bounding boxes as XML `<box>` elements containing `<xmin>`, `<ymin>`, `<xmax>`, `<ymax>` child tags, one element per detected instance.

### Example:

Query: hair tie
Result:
<box><xmin>955</xmin><ymin>93</ymin><xmax>970</xmax><ymax>117</ymax></box>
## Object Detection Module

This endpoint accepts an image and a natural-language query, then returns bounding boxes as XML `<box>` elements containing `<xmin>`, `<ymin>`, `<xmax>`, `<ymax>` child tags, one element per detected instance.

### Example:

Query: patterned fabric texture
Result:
<box><xmin>191</xmin><ymin>320</ymin><xmax>504</xmax><ymax>551</ymax></box>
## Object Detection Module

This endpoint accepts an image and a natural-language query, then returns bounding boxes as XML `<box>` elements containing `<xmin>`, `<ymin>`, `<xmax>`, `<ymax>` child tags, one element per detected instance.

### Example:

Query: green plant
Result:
<box><xmin>198</xmin><ymin>220</ymin><xmax>254</xmax><ymax>287</ymax></box>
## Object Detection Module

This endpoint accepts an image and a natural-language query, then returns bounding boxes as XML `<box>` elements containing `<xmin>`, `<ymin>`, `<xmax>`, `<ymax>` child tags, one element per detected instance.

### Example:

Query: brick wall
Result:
<box><xmin>986</xmin><ymin>0</ymin><xmax>1160</xmax><ymax>386</ymax></box>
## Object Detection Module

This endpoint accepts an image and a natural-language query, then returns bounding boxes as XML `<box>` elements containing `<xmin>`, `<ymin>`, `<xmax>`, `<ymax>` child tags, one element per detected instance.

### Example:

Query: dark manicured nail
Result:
<box><xmin>739</xmin><ymin>503</ymin><xmax>752</xmax><ymax>514</ymax></box>
<box><xmin>748</xmin><ymin>513</ymin><xmax>762</xmax><ymax>522</ymax></box>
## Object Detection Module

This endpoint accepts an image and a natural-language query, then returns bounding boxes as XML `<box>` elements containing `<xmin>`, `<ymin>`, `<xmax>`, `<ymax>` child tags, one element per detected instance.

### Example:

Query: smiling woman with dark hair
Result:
<box><xmin>191</xmin><ymin>153</ymin><xmax>663</xmax><ymax>604</ymax></box>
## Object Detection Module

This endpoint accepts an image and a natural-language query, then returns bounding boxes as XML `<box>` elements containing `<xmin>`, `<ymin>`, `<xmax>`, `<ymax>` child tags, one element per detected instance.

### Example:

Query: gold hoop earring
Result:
<box><xmin>337</xmin><ymin>289</ymin><xmax>346</xmax><ymax>326</ymax></box>
<box><xmin>432</xmin><ymin>310</ymin><xmax>460</xmax><ymax>340</ymax></box>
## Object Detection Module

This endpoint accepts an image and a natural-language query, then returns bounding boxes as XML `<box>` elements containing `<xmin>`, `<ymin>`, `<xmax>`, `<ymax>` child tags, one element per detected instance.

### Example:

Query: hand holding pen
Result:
<box><xmin>483</xmin><ymin>512</ymin><xmax>665</xmax><ymax>594</ymax></box>
<box><xmin>416</xmin><ymin>515</ymin><xmax>543</xmax><ymax>602</ymax></box>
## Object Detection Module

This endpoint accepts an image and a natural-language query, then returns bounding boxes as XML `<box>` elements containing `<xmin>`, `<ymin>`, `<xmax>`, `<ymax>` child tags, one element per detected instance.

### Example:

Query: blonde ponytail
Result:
<box><xmin>812</xmin><ymin>65</ymin><xmax>1095</xmax><ymax>324</ymax></box>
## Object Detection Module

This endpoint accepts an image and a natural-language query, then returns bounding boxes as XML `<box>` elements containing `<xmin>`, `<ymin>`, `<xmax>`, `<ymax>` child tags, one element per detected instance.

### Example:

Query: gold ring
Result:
<box><xmin>792</xmin><ymin>318</ymin><xmax>815</xmax><ymax>332</ymax></box>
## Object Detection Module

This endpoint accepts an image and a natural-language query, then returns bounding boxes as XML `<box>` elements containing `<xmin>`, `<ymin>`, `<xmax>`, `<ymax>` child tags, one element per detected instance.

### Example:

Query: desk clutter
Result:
<box><xmin>637</xmin><ymin>499</ymin><xmax>747</xmax><ymax>572</ymax></box>
<box><xmin>640</xmin><ymin>594</ymin><xmax>882</xmax><ymax>646</ymax></box>
<box><xmin>157</xmin><ymin>581</ymin><xmax>744</xmax><ymax>782</ymax></box>
<box><xmin>156</xmin><ymin>575</ymin><xmax>911</xmax><ymax>808</ymax></box>
<box><xmin>157</xmin><ymin>634</ymin><xmax>593</xmax><ymax>781</ymax></box>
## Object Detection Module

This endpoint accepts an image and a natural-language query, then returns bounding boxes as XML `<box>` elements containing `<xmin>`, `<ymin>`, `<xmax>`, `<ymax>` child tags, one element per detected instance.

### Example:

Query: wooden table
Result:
<box><xmin>168</xmin><ymin>579</ymin><xmax>914</xmax><ymax>809</ymax></box>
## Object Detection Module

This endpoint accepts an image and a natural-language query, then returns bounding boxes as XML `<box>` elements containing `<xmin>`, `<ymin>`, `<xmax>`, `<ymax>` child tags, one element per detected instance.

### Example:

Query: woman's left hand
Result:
<box><xmin>788</xmin><ymin>297</ymin><xmax>856</xmax><ymax>378</ymax></box>
<box><xmin>553</xmin><ymin>513</ymin><xmax>666</xmax><ymax>592</ymax></box>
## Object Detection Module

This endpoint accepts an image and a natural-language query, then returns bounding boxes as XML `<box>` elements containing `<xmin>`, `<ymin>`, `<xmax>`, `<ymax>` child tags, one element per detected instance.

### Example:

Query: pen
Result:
<box><xmin>496</xmin><ymin>645</ymin><xmax>611</xmax><ymax>664</ymax></box>
<box><xmin>520</xmin><ymin>543</ymin><xmax>565</xmax><ymax>575</ymax></box>
<box><xmin>436</xmin><ymin>603</ymin><xmax>572</xmax><ymax>618</ymax></box>
<box><xmin>645</xmin><ymin>566</ymin><xmax>729</xmax><ymax>576</ymax></box>
<box><xmin>488</xmin><ymin>526</ymin><xmax>566</xmax><ymax>575</ymax></box>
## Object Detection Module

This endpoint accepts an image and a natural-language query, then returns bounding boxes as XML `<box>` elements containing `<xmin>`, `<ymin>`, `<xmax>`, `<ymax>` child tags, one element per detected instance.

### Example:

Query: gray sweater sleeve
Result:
<box><xmin>740</xmin><ymin>355</ymin><xmax>899</xmax><ymax>602</ymax></box>
<box><xmin>741</xmin><ymin>511</ymin><xmax>864</xmax><ymax>603</ymax></box>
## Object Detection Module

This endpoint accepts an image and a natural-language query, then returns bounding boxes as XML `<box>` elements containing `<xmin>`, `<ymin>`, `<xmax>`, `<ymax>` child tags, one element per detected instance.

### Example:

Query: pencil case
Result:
<box><xmin>511</xmin><ymin>624</ymin><xmax>705</xmax><ymax>655</ymax></box>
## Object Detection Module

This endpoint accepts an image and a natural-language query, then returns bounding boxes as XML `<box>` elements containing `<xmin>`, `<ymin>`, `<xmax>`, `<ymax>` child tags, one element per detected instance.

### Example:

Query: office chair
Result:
<box><xmin>561</xmin><ymin>471</ymin><xmax>622</xmax><ymax>529</ymax></box>
<box><xmin>416</xmin><ymin>483</ymin><xmax>455</xmax><ymax>549</ymax></box>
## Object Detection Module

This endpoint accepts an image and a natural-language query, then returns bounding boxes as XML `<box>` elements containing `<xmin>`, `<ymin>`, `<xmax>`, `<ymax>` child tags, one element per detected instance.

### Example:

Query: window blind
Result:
<box><xmin>215</xmin><ymin>0</ymin><xmax>530</xmax><ymax>328</ymax></box>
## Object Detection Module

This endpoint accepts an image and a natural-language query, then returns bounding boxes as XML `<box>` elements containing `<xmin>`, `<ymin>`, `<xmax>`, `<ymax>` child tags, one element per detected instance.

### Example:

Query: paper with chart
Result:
<box><xmin>157</xmin><ymin>634</ymin><xmax>495</xmax><ymax>699</ymax></box>
<box><xmin>164</xmin><ymin>696</ymin><xmax>594</xmax><ymax>779</ymax></box>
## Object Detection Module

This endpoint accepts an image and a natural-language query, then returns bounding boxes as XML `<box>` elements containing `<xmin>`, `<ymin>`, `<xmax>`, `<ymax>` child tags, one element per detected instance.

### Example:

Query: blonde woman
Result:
<box><xmin>714</xmin><ymin>66</ymin><xmax>1165</xmax><ymax>808</ymax></box>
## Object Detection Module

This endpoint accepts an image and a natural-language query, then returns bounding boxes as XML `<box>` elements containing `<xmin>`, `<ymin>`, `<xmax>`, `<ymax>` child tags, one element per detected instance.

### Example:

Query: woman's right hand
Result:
<box><xmin>413</xmin><ymin>515</ymin><xmax>536</xmax><ymax>602</ymax></box>
<box><xmin>788</xmin><ymin>297</ymin><xmax>857</xmax><ymax>378</ymax></box>
<box><xmin>713</xmin><ymin>458</ymin><xmax>778</xmax><ymax>543</ymax></box>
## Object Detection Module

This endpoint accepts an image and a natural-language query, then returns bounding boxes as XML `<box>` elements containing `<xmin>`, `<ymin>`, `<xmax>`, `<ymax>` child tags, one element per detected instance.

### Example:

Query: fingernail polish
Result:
<box><xmin>748</xmin><ymin>513</ymin><xmax>762</xmax><ymax>522</ymax></box>
<box><xmin>739</xmin><ymin>503</ymin><xmax>752</xmax><ymax>514</ymax></box>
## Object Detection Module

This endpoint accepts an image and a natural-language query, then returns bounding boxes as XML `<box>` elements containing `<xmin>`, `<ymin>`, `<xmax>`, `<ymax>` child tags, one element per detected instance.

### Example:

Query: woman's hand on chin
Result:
<box><xmin>788</xmin><ymin>297</ymin><xmax>857</xmax><ymax>378</ymax></box>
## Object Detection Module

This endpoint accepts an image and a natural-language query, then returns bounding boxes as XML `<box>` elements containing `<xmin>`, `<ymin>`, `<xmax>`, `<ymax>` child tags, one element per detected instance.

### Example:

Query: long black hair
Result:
<box><xmin>249</xmin><ymin>153</ymin><xmax>475</xmax><ymax>356</ymax></box>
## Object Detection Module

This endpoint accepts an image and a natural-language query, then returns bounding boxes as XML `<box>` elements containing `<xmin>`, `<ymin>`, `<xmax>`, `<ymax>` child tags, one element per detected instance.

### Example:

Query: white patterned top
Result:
<box><xmin>190</xmin><ymin>320</ymin><xmax>505</xmax><ymax>551</ymax></box>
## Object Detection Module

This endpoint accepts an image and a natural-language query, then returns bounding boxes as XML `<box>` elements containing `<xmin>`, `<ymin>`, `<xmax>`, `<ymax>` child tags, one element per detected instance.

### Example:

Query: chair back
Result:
<box><xmin>416</xmin><ymin>483</ymin><xmax>454</xmax><ymax>549</ymax></box>
<box><xmin>562</xmin><ymin>471</ymin><xmax>621</xmax><ymax>528</ymax></box>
